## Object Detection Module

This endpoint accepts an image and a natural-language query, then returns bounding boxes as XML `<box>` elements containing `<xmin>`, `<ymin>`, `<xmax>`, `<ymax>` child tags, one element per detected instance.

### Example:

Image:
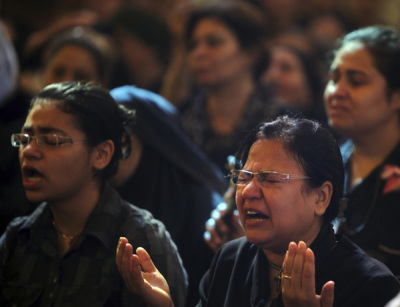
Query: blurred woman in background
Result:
<box><xmin>178</xmin><ymin>0</ymin><xmax>279</xmax><ymax>173</ymax></box>
<box><xmin>324</xmin><ymin>25</ymin><xmax>400</xmax><ymax>278</ymax></box>
<box><xmin>262</xmin><ymin>43</ymin><xmax>327</xmax><ymax>124</ymax></box>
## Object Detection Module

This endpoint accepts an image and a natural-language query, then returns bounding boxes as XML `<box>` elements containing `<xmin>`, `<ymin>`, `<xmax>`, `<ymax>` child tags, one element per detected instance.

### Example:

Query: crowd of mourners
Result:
<box><xmin>1</xmin><ymin>0</ymin><xmax>400</xmax><ymax>306</ymax></box>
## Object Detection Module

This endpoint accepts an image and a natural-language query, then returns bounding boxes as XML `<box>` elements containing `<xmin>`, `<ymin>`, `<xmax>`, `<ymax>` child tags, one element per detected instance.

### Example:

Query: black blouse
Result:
<box><xmin>198</xmin><ymin>224</ymin><xmax>400</xmax><ymax>306</ymax></box>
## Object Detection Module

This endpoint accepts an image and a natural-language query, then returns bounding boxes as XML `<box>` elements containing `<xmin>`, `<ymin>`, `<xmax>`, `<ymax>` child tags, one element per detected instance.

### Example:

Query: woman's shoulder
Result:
<box><xmin>324</xmin><ymin>235</ymin><xmax>400</xmax><ymax>306</ymax></box>
<box><xmin>333</xmin><ymin>235</ymin><xmax>394</xmax><ymax>275</ymax></box>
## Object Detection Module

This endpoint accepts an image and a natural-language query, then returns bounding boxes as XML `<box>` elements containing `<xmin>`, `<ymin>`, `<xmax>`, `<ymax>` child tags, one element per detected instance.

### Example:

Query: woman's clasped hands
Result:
<box><xmin>282</xmin><ymin>241</ymin><xmax>334</xmax><ymax>307</ymax></box>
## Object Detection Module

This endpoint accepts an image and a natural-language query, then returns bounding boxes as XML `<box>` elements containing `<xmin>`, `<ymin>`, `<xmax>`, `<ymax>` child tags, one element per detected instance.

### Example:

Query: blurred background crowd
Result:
<box><xmin>2</xmin><ymin>0</ymin><xmax>400</xmax><ymax>101</ymax></box>
<box><xmin>1</xmin><ymin>0</ymin><xmax>400</xmax><ymax>305</ymax></box>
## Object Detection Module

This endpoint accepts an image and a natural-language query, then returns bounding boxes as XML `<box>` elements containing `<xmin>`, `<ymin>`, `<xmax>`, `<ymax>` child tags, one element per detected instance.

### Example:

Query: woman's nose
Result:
<box><xmin>241</xmin><ymin>177</ymin><xmax>263</xmax><ymax>199</ymax></box>
<box><xmin>20</xmin><ymin>140</ymin><xmax>43</xmax><ymax>160</ymax></box>
<box><xmin>325</xmin><ymin>79</ymin><xmax>348</xmax><ymax>102</ymax></box>
<box><xmin>191</xmin><ymin>41</ymin><xmax>209</xmax><ymax>58</ymax></box>
<box><xmin>263</xmin><ymin>64</ymin><xmax>280</xmax><ymax>84</ymax></box>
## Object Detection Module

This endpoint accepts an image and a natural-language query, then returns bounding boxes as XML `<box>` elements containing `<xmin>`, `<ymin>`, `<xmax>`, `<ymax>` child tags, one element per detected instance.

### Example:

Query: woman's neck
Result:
<box><xmin>263</xmin><ymin>250</ymin><xmax>285</xmax><ymax>299</ymax></box>
<box><xmin>50</xmin><ymin>181</ymin><xmax>101</xmax><ymax>238</ymax></box>
<box><xmin>206</xmin><ymin>77</ymin><xmax>255</xmax><ymax>134</ymax></box>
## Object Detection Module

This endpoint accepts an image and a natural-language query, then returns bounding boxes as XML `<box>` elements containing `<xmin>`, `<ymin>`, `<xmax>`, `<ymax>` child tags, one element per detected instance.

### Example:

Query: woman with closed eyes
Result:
<box><xmin>0</xmin><ymin>81</ymin><xmax>187</xmax><ymax>306</ymax></box>
<box><xmin>116</xmin><ymin>116</ymin><xmax>400</xmax><ymax>307</ymax></box>
<box><xmin>324</xmin><ymin>25</ymin><xmax>400</xmax><ymax>278</ymax></box>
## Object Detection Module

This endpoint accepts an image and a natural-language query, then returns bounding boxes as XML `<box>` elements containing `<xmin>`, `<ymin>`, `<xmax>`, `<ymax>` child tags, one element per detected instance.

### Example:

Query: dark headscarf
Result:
<box><xmin>110</xmin><ymin>85</ymin><xmax>227</xmax><ymax>305</ymax></box>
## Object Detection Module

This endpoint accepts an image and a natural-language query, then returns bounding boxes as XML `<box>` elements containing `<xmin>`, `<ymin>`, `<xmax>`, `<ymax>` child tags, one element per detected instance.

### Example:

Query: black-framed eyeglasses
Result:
<box><xmin>11</xmin><ymin>133</ymin><xmax>85</xmax><ymax>148</ymax></box>
<box><xmin>229</xmin><ymin>169</ymin><xmax>310</xmax><ymax>188</ymax></box>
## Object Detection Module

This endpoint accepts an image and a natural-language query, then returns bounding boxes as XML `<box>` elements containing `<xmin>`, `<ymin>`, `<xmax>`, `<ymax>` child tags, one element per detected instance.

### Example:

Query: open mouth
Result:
<box><xmin>23</xmin><ymin>166</ymin><xmax>43</xmax><ymax>182</ymax></box>
<box><xmin>246</xmin><ymin>210</ymin><xmax>269</xmax><ymax>221</ymax></box>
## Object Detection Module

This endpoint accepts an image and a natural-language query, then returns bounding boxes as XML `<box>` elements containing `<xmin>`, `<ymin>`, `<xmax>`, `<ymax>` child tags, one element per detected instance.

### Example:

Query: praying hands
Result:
<box><xmin>282</xmin><ymin>241</ymin><xmax>335</xmax><ymax>307</ymax></box>
<box><xmin>116</xmin><ymin>237</ymin><xmax>174</xmax><ymax>307</ymax></box>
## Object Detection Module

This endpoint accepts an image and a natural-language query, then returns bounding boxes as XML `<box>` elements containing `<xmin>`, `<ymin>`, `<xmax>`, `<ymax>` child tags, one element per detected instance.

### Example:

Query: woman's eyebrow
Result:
<box><xmin>20</xmin><ymin>126</ymin><xmax>66</xmax><ymax>134</ymax></box>
<box><xmin>346</xmin><ymin>69</ymin><xmax>367</xmax><ymax>76</ymax></box>
<box><xmin>20</xmin><ymin>126</ymin><xmax>33</xmax><ymax>133</ymax></box>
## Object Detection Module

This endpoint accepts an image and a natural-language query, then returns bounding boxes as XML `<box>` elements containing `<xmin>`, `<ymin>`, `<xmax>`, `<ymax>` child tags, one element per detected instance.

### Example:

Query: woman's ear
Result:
<box><xmin>314</xmin><ymin>181</ymin><xmax>333</xmax><ymax>216</ymax></box>
<box><xmin>92</xmin><ymin>140</ymin><xmax>115</xmax><ymax>171</ymax></box>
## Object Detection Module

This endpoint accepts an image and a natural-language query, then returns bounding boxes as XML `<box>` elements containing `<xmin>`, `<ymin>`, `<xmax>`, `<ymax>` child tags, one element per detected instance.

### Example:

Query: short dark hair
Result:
<box><xmin>45</xmin><ymin>27</ymin><xmax>116</xmax><ymax>85</ymax></box>
<box><xmin>334</xmin><ymin>25</ymin><xmax>400</xmax><ymax>94</ymax></box>
<box><xmin>236</xmin><ymin>116</ymin><xmax>344</xmax><ymax>223</ymax></box>
<box><xmin>185</xmin><ymin>0</ymin><xmax>270</xmax><ymax>80</ymax></box>
<box><xmin>31</xmin><ymin>81</ymin><xmax>124</xmax><ymax>181</ymax></box>
<box><xmin>110</xmin><ymin>4</ymin><xmax>171</xmax><ymax>66</ymax></box>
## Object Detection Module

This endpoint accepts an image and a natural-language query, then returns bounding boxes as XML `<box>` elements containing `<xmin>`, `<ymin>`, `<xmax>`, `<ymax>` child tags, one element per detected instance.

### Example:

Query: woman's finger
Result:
<box><xmin>119</xmin><ymin>242</ymin><xmax>139</xmax><ymax>291</ymax></box>
<box><xmin>302</xmin><ymin>248</ymin><xmax>316</xmax><ymax>296</ymax></box>
<box><xmin>282</xmin><ymin>242</ymin><xmax>297</xmax><ymax>291</ymax></box>
<box><xmin>136</xmin><ymin>247</ymin><xmax>157</xmax><ymax>273</ymax></box>
<box><xmin>116</xmin><ymin>237</ymin><xmax>128</xmax><ymax>273</ymax></box>
<box><xmin>320</xmin><ymin>281</ymin><xmax>335</xmax><ymax>307</ymax></box>
<box><xmin>291</xmin><ymin>241</ymin><xmax>307</xmax><ymax>290</ymax></box>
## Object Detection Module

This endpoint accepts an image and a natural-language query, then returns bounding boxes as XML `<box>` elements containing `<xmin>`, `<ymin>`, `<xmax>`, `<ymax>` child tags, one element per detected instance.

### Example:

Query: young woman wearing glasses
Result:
<box><xmin>0</xmin><ymin>81</ymin><xmax>187</xmax><ymax>306</ymax></box>
<box><xmin>116</xmin><ymin>116</ymin><xmax>400</xmax><ymax>307</ymax></box>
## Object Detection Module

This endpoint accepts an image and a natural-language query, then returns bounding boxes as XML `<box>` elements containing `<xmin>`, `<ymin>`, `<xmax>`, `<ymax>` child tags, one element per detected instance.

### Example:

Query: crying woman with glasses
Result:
<box><xmin>117</xmin><ymin>115</ymin><xmax>400</xmax><ymax>307</ymax></box>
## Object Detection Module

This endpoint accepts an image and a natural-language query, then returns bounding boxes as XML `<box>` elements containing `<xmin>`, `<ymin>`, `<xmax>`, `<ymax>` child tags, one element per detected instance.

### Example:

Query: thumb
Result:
<box><xmin>320</xmin><ymin>281</ymin><xmax>335</xmax><ymax>307</ymax></box>
<box><xmin>136</xmin><ymin>247</ymin><xmax>158</xmax><ymax>273</ymax></box>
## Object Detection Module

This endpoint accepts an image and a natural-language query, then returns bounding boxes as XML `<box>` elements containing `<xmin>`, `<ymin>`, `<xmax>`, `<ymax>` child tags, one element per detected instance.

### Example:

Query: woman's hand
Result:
<box><xmin>204</xmin><ymin>202</ymin><xmax>245</xmax><ymax>252</ymax></box>
<box><xmin>116</xmin><ymin>237</ymin><xmax>174</xmax><ymax>307</ymax></box>
<box><xmin>282</xmin><ymin>241</ymin><xmax>334</xmax><ymax>307</ymax></box>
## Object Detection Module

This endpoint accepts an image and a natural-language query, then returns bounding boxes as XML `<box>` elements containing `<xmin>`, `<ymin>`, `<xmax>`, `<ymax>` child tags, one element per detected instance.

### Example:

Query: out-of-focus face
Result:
<box><xmin>263</xmin><ymin>46</ymin><xmax>311</xmax><ymax>110</ymax></box>
<box><xmin>235</xmin><ymin>139</ymin><xmax>323</xmax><ymax>254</ymax></box>
<box><xmin>43</xmin><ymin>45</ymin><xmax>101</xmax><ymax>86</ymax></box>
<box><xmin>18</xmin><ymin>103</ymin><xmax>96</xmax><ymax>204</ymax></box>
<box><xmin>324</xmin><ymin>41</ymin><xmax>400</xmax><ymax>138</ymax></box>
<box><xmin>188</xmin><ymin>18</ymin><xmax>254</xmax><ymax>87</ymax></box>
<box><xmin>116</xmin><ymin>29</ymin><xmax>161</xmax><ymax>72</ymax></box>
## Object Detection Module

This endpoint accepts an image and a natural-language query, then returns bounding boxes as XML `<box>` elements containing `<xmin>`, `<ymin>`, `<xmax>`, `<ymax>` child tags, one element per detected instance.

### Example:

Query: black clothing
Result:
<box><xmin>0</xmin><ymin>184</ymin><xmax>188</xmax><ymax>307</ymax></box>
<box><xmin>179</xmin><ymin>84</ymin><xmax>279</xmax><ymax>173</ymax></box>
<box><xmin>199</xmin><ymin>224</ymin><xmax>400</xmax><ymax>306</ymax></box>
<box><xmin>337</xmin><ymin>139</ymin><xmax>400</xmax><ymax>277</ymax></box>
<box><xmin>0</xmin><ymin>90</ymin><xmax>34</xmax><ymax>235</ymax></box>
<box><xmin>110</xmin><ymin>86</ymin><xmax>227</xmax><ymax>306</ymax></box>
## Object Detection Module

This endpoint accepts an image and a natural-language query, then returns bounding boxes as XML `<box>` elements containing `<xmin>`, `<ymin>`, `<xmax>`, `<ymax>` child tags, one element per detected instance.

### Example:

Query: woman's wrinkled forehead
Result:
<box><xmin>253</xmin><ymin>136</ymin><xmax>305</xmax><ymax>171</ymax></box>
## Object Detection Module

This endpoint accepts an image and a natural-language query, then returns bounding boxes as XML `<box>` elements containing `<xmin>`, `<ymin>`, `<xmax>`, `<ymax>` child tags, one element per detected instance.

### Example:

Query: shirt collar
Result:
<box><xmin>17</xmin><ymin>184</ymin><xmax>124</xmax><ymax>252</ymax></box>
<box><xmin>83</xmin><ymin>183</ymin><xmax>124</xmax><ymax>250</ymax></box>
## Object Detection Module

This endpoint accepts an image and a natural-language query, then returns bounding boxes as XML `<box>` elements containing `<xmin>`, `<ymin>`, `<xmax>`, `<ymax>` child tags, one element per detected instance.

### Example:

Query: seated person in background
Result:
<box><xmin>177</xmin><ymin>1</ymin><xmax>280</xmax><ymax>173</ymax></box>
<box><xmin>41</xmin><ymin>27</ymin><xmax>117</xmax><ymax>89</ymax></box>
<box><xmin>117</xmin><ymin>116</ymin><xmax>400</xmax><ymax>307</ymax></box>
<box><xmin>262</xmin><ymin>43</ymin><xmax>328</xmax><ymax>124</ymax></box>
<box><xmin>109</xmin><ymin>85</ymin><xmax>227</xmax><ymax>306</ymax></box>
<box><xmin>108</xmin><ymin>4</ymin><xmax>172</xmax><ymax>93</ymax></box>
<box><xmin>0</xmin><ymin>21</ymin><xmax>33</xmax><ymax>234</ymax></box>
<box><xmin>22</xmin><ymin>26</ymin><xmax>117</xmax><ymax>94</ymax></box>
<box><xmin>324</xmin><ymin>25</ymin><xmax>400</xmax><ymax>278</ymax></box>
<box><xmin>0</xmin><ymin>81</ymin><xmax>187</xmax><ymax>306</ymax></box>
